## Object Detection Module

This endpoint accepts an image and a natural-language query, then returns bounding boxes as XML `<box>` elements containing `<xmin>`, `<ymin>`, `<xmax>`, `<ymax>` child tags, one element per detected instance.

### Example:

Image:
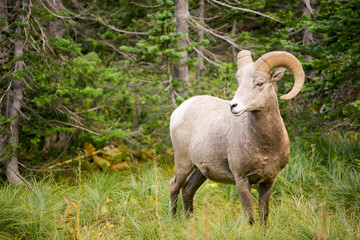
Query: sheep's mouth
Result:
<box><xmin>231</xmin><ymin>109</ymin><xmax>246</xmax><ymax>117</ymax></box>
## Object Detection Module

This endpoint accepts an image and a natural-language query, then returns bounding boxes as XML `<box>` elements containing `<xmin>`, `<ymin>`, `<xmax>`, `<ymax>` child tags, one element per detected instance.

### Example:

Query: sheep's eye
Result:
<box><xmin>256</xmin><ymin>82</ymin><xmax>264</xmax><ymax>87</ymax></box>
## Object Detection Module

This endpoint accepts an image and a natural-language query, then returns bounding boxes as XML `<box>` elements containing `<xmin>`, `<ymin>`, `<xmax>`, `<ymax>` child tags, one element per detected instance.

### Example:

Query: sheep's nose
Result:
<box><xmin>230</xmin><ymin>102</ymin><xmax>237</xmax><ymax>111</ymax></box>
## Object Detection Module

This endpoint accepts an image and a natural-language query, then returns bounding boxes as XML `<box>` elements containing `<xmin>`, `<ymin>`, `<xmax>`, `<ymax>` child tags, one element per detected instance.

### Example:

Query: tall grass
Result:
<box><xmin>0</xmin><ymin>132</ymin><xmax>359</xmax><ymax>239</ymax></box>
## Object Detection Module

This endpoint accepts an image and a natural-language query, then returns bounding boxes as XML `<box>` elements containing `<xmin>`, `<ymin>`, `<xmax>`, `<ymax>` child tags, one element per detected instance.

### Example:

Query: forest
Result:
<box><xmin>0</xmin><ymin>0</ymin><xmax>359</xmax><ymax>239</ymax></box>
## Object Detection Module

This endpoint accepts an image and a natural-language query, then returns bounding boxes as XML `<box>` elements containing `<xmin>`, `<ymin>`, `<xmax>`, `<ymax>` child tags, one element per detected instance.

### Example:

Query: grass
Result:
<box><xmin>0</xmin><ymin>132</ymin><xmax>359</xmax><ymax>239</ymax></box>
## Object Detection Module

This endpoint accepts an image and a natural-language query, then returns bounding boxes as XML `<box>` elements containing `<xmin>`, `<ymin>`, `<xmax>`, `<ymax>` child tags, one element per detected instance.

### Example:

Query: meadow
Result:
<box><xmin>0</xmin><ymin>132</ymin><xmax>359</xmax><ymax>239</ymax></box>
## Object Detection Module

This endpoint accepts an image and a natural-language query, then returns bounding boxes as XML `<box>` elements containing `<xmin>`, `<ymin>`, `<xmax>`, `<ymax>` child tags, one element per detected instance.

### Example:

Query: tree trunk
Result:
<box><xmin>300</xmin><ymin>0</ymin><xmax>314</xmax><ymax>61</ymax></box>
<box><xmin>173</xmin><ymin>0</ymin><xmax>190</xmax><ymax>95</ymax></box>
<box><xmin>196</xmin><ymin>0</ymin><xmax>205</xmax><ymax>79</ymax></box>
<box><xmin>46</xmin><ymin>0</ymin><xmax>64</xmax><ymax>38</ymax></box>
<box><xmin>300</xmin><ymin>0</ymin><xmax>318</xmax><ymax>88</ymax></box>
<box><xmin>0</xmin><ymin>0</ymin><xmax>10</xmax><ymax>65</ymax></box>
<box><xmin>41</xmin><ymin>0</ymin><xmax>67</xmax><ymax>152</ymax></box>
<box><xmin>231</xmin><ymin>19</ymin><xmax>237</xmax><ymax>63</ymax></box>
<box><xmin>0</xmin><ymin>0</ymin><xmax>9</xmax><ymax>164</ymax></box>
<box><xmin>5</xmin><ymin>0</ymin><xmax>29</xmax><ymax>184</ymax></box>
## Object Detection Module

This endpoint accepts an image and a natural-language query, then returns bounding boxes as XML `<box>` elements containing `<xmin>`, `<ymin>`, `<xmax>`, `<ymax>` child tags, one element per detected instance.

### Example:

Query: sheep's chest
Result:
<box><xmin>229</xmin><ymin>141</ymin><xmax>290</xmax><ymax>184</ymax></box>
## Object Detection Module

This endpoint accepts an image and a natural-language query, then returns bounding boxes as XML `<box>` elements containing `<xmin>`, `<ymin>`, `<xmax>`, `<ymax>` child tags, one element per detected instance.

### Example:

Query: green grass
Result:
<box><xmin>0</xmin><ymin>132</ymin><xmax>359</xmax><ymax>239</ymax></box>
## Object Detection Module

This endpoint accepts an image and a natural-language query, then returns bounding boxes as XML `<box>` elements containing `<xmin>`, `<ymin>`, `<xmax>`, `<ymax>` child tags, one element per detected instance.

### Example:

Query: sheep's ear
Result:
<box><xmin>271</xmin><ymin>68</ymin><xmax>285</xmax><ymax>82</ymax></box>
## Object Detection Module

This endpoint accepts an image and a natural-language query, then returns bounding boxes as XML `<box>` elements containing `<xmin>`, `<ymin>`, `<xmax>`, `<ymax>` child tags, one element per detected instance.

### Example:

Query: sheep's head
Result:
<box><xmin>229</xmin><ymin>50</ymin><xmax>305</xmax><ymax>116</ymax></box>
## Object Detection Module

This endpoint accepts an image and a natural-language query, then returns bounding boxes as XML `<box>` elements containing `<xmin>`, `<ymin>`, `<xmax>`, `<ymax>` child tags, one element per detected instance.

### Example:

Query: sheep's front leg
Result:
<box><xmin>258</xmin><ymin>179</ymin><xmax>275</xmax><ymax>225</ymax></box>
<box><xmin>182</xmin><ymin>169</ymin><xmax>207</xmax><ymax>218</ymax></box>
<box><xmin>235</xmin><ymin>177</ymin><xmax>255</xmax><ymax>224</ymax></box>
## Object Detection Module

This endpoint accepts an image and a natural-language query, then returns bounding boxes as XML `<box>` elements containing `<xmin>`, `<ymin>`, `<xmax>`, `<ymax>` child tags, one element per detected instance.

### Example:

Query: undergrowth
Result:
<box><xmin>0</xmin><ymin>132</ymin><xmax>359</xmax><ymax>239</ymax></box>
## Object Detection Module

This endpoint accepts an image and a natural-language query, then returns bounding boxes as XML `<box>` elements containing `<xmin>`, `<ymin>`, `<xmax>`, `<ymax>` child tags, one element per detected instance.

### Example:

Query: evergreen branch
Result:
<box><xmin>192</xmin><ymin>45</ymin><xmax>222</xmax><ymax>68</ymax></box>
<box><xmin>190</xmin><ymin>14</ymin><xmax>221</xmax><ymax>22</ymax></box>
<box><xmin>31</xmin><ymin>16</ymin><xmax>51</xmax><ymax>52</ymax></box>
<box><xmin>98</xmin><ymin>40</ymin><xmax>136</xmax><ymax>60</ymax></box>
<box><xmin>0</xmin><ymin>67</ymin><xmax>15</xmax><ymax>83</ymax></box>
<box><xmin>0</xmin><ymin>80</ymin><xmax>13</xmax><ymax>105</ymax></box>
<box><xmin>207</xmin><ymin>0</ymin><xmax>284</xmax><ymax>24</ymax></box>
<box><xmin>130</xmin><ymin>2</ymin><xmax>163</xmax><ymax>8</ymax></box>
<box><xmin>223</xmin><ymin>0</ymin><xmax>239</xmax><ymax>6</ymax></box>
<box><xmin>71</xmin><ymin>24</ymin><xmax>135</xmax><ymax>60</ymax></box>
<box><xmin>57</xmin><ymin>104</ymin><xmax>85</xmax><ymax>127</ymax></box>
<box><xmin>15</xmin><ymin>106</ymin><xmax>30</xmax><ymax>120</ymax></box>
<box><xmin>189</xmin><ymin>15</ymin><xmax>240</xmax><ymax>49</ymax></box>
<box><xmin>173</xmin><ymin>90</ymin><xmax>184</xmax><ymax>101</ymax></box>
<box><xmin>50</xmin><ymin>120</ymin><xmax>101</xmax><ymax>136</ymax></box>
<box><xmin>28</xmin><ymin>36</ymin><xmax>41</xmax><ymax>53</ymax></box>
<box><xmin>91</xmin><ymin>15</ymin><xmax>148</xmax><ymax>35</ymax></box>
<box><xmin>39</xmin><ymin>0</ymin><xmax>148</xmax><ymax>35</ymax></box>
<box><xmin>20</xmin><ymin>99</ymin><xmax>43</xmax><ymax>117</ymax></box>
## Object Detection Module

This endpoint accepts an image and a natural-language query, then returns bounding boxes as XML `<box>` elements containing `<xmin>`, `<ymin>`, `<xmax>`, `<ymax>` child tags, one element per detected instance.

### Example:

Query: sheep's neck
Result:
<box><xmin>247</xmin><ymin>104</ymin><xmax>288</xmax><ymax>147</ymax></box>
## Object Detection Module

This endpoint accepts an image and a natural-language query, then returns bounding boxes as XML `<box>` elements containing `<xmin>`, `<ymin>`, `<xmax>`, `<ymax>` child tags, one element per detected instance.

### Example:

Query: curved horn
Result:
<box><xmin>254</xmin><ymin>51</ymin><xmax>305</xmax><ymax>100</ymax></box>
<box><xmin>237</xmin><ymin>50</ymin><xmax>253</xmax><ymax>69</ymax></box>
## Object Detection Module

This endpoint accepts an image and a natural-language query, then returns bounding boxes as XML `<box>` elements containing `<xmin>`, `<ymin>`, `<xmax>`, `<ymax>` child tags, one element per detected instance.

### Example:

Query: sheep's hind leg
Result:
<box><xmin>170</xmin><ymin>162</ymin><xmax>194</xmax><ymax>216</ymax></box>
<box><xmin>182</xmin><ymin>169</ymin><xmax>207</xmax><ymax>218</ymax></box>
<box><xmin>259</xmin><ymin>179</ymin><xmax>275</xmax><ymax>225</ymax></box>
<box><xmin>235</xmin><ymin>177</ymin><xmax>255</xmax><ymax>224</ymax></box>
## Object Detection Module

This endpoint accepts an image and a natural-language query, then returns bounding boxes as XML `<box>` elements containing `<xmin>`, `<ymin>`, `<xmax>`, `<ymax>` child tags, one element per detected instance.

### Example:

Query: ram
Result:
<box><xmin>169</xmin><ymin>50</ymin><xmax>304</xmax><ymax>224</ymax></box>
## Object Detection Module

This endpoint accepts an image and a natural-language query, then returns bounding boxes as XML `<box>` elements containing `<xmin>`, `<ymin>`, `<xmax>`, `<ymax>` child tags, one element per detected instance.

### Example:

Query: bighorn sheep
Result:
<box><xmin>169</xmin><ymin>50</ymin><xmax>304</xmax><ymax>224</ymax></box>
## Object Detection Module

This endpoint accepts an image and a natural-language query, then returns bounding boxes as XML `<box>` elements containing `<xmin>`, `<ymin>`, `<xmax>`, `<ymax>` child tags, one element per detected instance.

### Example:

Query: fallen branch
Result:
<box><xmin>47</xmin><ymin>149</ymin><xmax>102</xmax><ymax>169</ymax></box>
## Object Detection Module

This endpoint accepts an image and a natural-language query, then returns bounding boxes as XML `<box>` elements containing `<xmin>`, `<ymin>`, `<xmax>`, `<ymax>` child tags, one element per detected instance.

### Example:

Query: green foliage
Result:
<box><xmin>280</xmin><ymin>0</ymin><xmax>360</xmax><ymax>129</ymax></box>
<box><xmin>116</xmin><ymin>0</ymin><xmax>193</xmax><ymax>151</ymax></box>
<box><xmin>20</xmin><ymin>44</ymin><xmax>136</xmax><ymax>155</ymax></box>
<box><xmin>194</xmin><ymin>62</ymin><xmax>237</xmax><ymax>98</ymax></box>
